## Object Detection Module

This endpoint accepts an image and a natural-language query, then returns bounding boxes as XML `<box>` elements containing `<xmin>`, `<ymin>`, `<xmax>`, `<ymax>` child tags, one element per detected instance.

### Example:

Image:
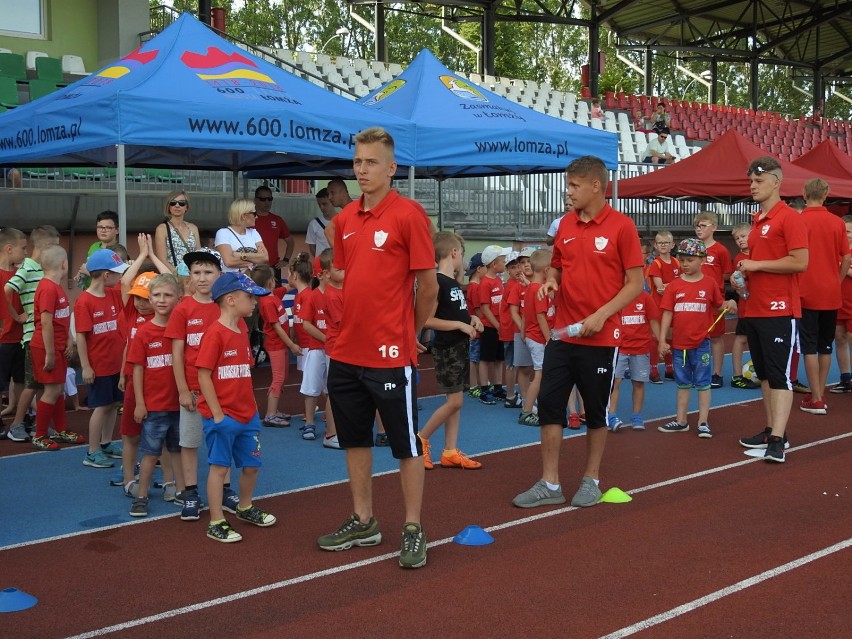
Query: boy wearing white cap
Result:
<box><xmin>476</xmin><ymin>244</ymin><xmax>511</xmax><ymax>403</ymax></box>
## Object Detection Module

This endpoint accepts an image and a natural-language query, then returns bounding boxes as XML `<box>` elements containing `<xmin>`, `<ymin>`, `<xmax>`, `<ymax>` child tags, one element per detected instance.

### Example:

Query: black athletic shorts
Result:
<box><xmin>0</xmin><ymin>342</ymin><xmax>25</xmax><ymax>385</ymax></box>
<box><xmin>740</xmin><ymin>316</ymin><xmax>797</xmax><ymax>390</ymax></box>
<box><xmin>478</xmin><ymin>326</ymin><xmax>503</xmax><ymax>362</ymax></box>
<box><xmin>537</xmin><ymin>340</ymin><xmax>617</xmax><ymax>429</ymax></box>
<box><xmin>799</xmin><ymin>308</ymin><xmax>837</xmax><ymax>355</ymax></box>
<box><xmin>327</xmin><ymin>359</ymin><xmax>422</xmax><ymax>460</ymax></box>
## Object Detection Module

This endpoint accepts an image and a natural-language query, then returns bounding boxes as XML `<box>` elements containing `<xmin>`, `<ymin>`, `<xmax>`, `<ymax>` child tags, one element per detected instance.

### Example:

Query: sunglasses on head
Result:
<box><xmin>256</xmin><ymin>196</ymin><xmax>273</xmax><ymax>202</ymax></box>
<box><xmin>169</xmin><ymin>200</ymin><xmax>188</xmax><ymax>207</ymax></box>
<box><xmin>746</xmin><ymin>166</ymin><xmax>777</xmax><ymax>177</ymax></box>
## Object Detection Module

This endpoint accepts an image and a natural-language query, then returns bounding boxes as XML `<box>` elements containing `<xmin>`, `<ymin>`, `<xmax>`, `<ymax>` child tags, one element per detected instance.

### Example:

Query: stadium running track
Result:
<box><xmin>1</xmin><ymin>332</ymin><xmax>850</xmax><ymax>638</ymax></box>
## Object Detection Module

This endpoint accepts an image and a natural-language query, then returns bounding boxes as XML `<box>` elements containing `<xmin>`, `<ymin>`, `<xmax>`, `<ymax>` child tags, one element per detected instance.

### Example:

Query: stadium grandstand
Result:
<box><xmin>1</xmin><ymin>0</ymin><xmax>850</xmax><ymax>242</ymax></box>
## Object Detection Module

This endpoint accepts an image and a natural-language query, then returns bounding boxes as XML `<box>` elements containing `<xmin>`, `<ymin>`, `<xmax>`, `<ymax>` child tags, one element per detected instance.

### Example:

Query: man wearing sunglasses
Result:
<box><xmin>736</xmin><ymin>157</ymin><xmax>808</xmax><ymax>463</ymax></box>
<box><xmin>641</xmin><ymin>128</ymin><xmax>676</xmax><ymax>165</ymax></box>
<box><xmin>252</xmin><ymin>186</ymin><xmax>294</xmax><ymax>281</ymax></box>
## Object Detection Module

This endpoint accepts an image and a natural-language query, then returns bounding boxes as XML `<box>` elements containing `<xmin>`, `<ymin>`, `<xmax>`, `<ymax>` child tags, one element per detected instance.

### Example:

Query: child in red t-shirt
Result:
<box><xmin>197</xmin><ymin>272</ymin><xmax>277</xmax><ymax>543</ymax></box>
<box><xmin>126</xmin><ymin>273</ymin><xmax>186</xmax><ymax>518</ymax></box>
<box><xmin>646</xmin><ymin>230</ymin><xmax>681</xmax><ymax>382</ymax></box>
<box><xmin>75</xmin><ymin>248</ymin><xmax>130</xmax><ymax>468</ymax></box>
<box><xmin>520</xmin><ymin>249</ymin><xmax>555</xmax><ymax>426</ymax></box>
<box><xmin>477</xmin><ymin>245</ymin><xmax>511</xmax><ymax>403</ymax></box>
<box><xmin>465</xmin><ymin>253</ymin><xmax>485</xmax><ymax>398</ymax></box>
<box><xmin>30</xmin><ymin>245</ymin><xmax>84</xmax><ymax>450</ymax></box>
<box><xmin>728</xmin><ymin>223</ymin><xmax>761</xmax><ymax>390</ymax></box>
<box><xmin>659</xmin><ymin>239</ymin><xmax>736</xmax><ymax>437</ymax></box>
<box><xmin>250</xmin><ymin>265</ymin><xmax>301</xmax><ymax>428</ymax></box>
<box><xmin>831</xmin><ymin>216</ymin><xmax>852</xmax><ymax>393</ymax></box>
<box><xmin>500</xmin><ymin>252</ymin><xmax>528</xmax><ymax>409</ymax></box>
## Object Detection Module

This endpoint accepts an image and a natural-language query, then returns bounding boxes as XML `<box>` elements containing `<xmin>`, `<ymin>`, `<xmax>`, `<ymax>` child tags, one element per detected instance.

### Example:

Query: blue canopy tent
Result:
<box><xmin>0</xmin><ymin>13</ymin><xmax>414</xmax><ymax>239</ymax></box>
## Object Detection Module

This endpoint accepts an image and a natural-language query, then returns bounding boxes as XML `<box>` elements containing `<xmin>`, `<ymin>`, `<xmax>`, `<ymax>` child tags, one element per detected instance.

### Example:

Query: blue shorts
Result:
<box><xmin>140</xmin><ymin>411</ymin><xmax>181</xmax><ymax>457</ymax></box>
<box><xmin>614</xmin><ymin>353</ymin><xmax>651</xmax><ymax>382</ymax></box>
<box><xmin>502</xmin><ymin>340</ymin><xmax>515</xmax><ymax>367</ymax></box>
<box><xmin>202</xmin><ymin>413</ymin><xmax>262</xmax><ymax>468</ymax></box>
<box><xmin>673</xmin><ymin>340</ymin><xmax>712</xmax><ymax>390</ymax></box>
<box><xmin>88</xmin><ymin>373</ymin><xmax>124</xmax><ymax>408</ymax></box>
<box><xmin>469</xmin><ymin>337</ymin><xmax>480</xmax><ymax>363</ymax></box>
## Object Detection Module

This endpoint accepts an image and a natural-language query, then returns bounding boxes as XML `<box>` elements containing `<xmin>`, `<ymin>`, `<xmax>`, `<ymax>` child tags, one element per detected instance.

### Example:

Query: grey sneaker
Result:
<box><xmin>7</xmin><ymin>422</ymin><xmax>29</xmax><ymax>442</ymax></box>
<box><xmin>317</xmin><ymin>514</ymin><xmax>382</xmax><ymax>551</ymax></box>
<box><xmin>512</xmin><ymin>479</ymin><xmax>566</xmax><ymax>508</ymax></box>
<box><xmin>399</xmin><ymin>522</ymin><xmax>427</xmax><ymax>569</ymax></box>
<box><xmin>129</xmin><ymin>496</ymin><xmax>148</xmax><ymax>518</ymax></box>
<box><xmin>571</xmin><ymin>476</ymin><xmax>602</xmax><ymax>508</ymax></box>
<box><xmin>697</xmin><ymin>423</ymin><xmax>713</xmax><ymax>438</ymax></box>
<box><xmin>162</xmin><ymin>481</ymin><xmax>177</xmax><ymax>502</ymax></box>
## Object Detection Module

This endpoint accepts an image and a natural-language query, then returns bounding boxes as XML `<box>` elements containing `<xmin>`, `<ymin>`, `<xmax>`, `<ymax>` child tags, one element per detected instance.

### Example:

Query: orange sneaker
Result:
<box><xmin>440</xmin><ymin>449</ymin><xmax>482</xmax><ymax>469</ymax></box>
<box><xmin>419</xmin><ymin>435</ymin><xmax>433</xmax><ymax>470</ymax></box>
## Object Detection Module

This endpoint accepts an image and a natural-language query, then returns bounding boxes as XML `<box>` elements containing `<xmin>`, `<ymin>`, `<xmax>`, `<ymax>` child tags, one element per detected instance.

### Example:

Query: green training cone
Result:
<box><xmin>600</xmin><ymin>487</ymin><xmax>632</xmax><ymax>504</ymax></box>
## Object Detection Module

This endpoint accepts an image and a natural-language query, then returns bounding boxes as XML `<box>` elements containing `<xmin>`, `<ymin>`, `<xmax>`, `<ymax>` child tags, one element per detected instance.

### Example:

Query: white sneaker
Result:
<box><xmin>323</xmin><ymin>435</ymin><xmax>342</xmax><ymax>450</ymax></box>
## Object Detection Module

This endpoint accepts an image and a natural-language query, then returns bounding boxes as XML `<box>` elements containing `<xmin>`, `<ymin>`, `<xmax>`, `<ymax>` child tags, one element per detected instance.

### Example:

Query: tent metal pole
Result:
<box><xmin>408</xmin><ymin>165</ymin><xmax>415</xmax><ymax>200</ymax></box>
<box><xmin>438</xmin><ymin>181</ymin><xmax>443</xmax><ymax>230</ymax></box>
<box><xmin>116</xmin><ymin>144</ymin><xmax>127</xmax><ymax>246</ymax></box>
<box><xmin>611</xmin><ymin>168</ymin><xmax>619</xmax><ymax>212</ymax></box>
<box><xmin>232</xmin><ymin>170</ymin><xmax>239</xmax><ymax>200</ymax></box>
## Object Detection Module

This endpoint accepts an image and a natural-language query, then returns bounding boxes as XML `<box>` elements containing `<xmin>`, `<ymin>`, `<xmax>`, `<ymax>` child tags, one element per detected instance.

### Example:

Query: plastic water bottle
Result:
<box><xmin>551</xmin><ymin>322</ymin><xmax>583</xmax><ymax>340</ymax></box>
<box><xmin>731</xmin><ymin>271</ymin><xmax>749</xmax><ymax>299</ymax></box>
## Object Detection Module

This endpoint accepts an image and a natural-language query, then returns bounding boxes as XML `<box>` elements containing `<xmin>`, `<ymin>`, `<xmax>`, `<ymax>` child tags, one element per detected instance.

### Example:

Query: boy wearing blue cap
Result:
<box><xmin>75</xmin><ymin>248</ymin><xmax>130</xmax><ymax>468</ymax></box>
<box><xmin>196</xmin><ymin>272</ymin><xmax>277</xmax><ymax>543</ymax></box>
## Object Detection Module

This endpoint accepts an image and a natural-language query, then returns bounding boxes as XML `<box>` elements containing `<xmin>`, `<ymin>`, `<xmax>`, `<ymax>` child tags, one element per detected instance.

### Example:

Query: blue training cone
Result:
<box><xmin>0</xmin><ymin>588</ymin><xmax>38</xmax><ymax>613</ymax></box>
<box><xmin>453</xmin><ymin>525</ymin><xmax>494</xmax><ymax>546</ymax></box>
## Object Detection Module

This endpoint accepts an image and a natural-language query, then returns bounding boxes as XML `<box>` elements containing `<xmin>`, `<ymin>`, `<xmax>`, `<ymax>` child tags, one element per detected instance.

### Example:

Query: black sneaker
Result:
<box><xmin>479</xmin><ymin>391</ymin><xmax>497</xmax><ymax>405</ymax></box>
<box><xmin>181</xmin><ymin>490</ymin><xmax>201</xmax><ymax>521</ymax></box>
<box><xmin>710</xmin><ymin>374</ymin><xmax>723</xmax><ymax>389</ymax></box>
<box><xmin>207</xmin><ymin>520</ymin><xmax>242</xmax><ymax>543</ymax></box>
<box><xmin>374</xmin><ymin>433</ymin><xmax>389</xmax><ymax>447</ymax></box>
<box><xmin>764</xmin><ymin>436</ymin><xmax>786</xmax><ymax>463</ymax></box>
<box><xmin>829</xmin><ymin>380</ymin><xmax>852</xmax><ymax>394</ymax></box>
<box><xmin>130</xmin><ymin>496</ymin><xmax>148</xmax><ymax>518</ymax></box>
<box><xmin>490</xmin><ymin>385</ymin><xmax>507</xmax><ymax>400</ymax></box>
<box><xmin>739</xmin><ymin>427</ymin><xmax>790</xmax><ymax>450</ymax></box>
<box><xmin>791</xmin><ymin>380</ymin><xmax>811</xmax><ymax>394</ymax></box>
<box><xmin>731</xmin><ymin>375</ymin><xmax>761</xmax><ymax>389</ymax></box>
<box><xmin>503</xmin><ymin>395</ymin><xmax>523</xmax><ymax>409</ymax></box>
<box><xmin>235</xmin><ymin>504</ymin><xmax>277</xmax><ymax>527</ymax></box>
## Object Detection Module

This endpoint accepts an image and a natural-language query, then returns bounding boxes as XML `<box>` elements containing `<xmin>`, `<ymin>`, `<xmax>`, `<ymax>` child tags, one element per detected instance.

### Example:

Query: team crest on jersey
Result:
<box><xmin>699</xmin><ymin>290</ymin><xmax>706</xmax><ymax>298</ymax></box>
<box><xmin>594</xmin><ymin>236</ymin><xmax>609</xmax><ymax>251</ymax></box>
<box><xmin>635</xmin><ymin>303</ymin><xmax>644</xmax><ymax>311</ymax></box>
<box><xmin>374</xmin><ymin>230</ymin><xmax>388</xmax><ymax>248</ymax></box>
<box><xmin>761</xmin><ymin>224</ymin><xmax>770</xmax><ymax>236</ymax></box>
<box><xmin>706</xmin><ymin>255</ymin><xmax>715</xmax><ymax>264</ymax></box>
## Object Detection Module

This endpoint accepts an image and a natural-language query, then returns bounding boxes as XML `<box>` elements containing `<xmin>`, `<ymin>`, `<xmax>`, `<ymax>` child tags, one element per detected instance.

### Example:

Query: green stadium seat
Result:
<box><xmin>0</xmin><ymin>52</ymin><xmax>27</xmax><ymax>82</ymax></box>
<box><xmin>103</xmin><ymin>167</ymin><xmax>146</xmax><ymax>181</ymax></box>
<box><xmin>23</xmin><ymin>168</ymin><xmax>61</xmax><ymax>178</ymax></box>
<box><xmin>143</xmin><ymin>168</ymin><xmax>184</xmax><ymax>183</ymax></box>
<box><xmin>35</xmin><ymin>56</ymin><xmax>65</xmax><ymax>85</ymax></box>
<box><xmin>28</xmin><ymin>78</ymin><xmax>57</xmax><ymax>101</ymax></box>
<box><xmin>0</xmin><ymin>76</ymin><xmax>20</xmax><ymax>108</ymax></box>
<box><xmin>61</xmin><ymin>167</ymin><xmax>104</xmax><ymax>180</ymax></box>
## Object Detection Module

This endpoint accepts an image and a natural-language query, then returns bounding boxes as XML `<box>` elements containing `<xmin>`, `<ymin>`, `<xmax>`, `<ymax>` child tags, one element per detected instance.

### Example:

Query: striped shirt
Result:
<box><xmin>5</xmin><ymin>257</ymin><xmax>43</xmax><ymax>345</ymax></box>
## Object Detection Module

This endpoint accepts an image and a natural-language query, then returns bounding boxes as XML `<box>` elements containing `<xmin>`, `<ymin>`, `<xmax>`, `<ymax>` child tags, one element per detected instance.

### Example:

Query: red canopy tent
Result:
<box><xmin>792</xmin><ymin>139</ymin><xmax>852</xmax><ymax>181</ymax></box>
<box><xmin>610</xmin><ymin>131</ymin><xmax>852</xmax><ymax>200</ymax></box>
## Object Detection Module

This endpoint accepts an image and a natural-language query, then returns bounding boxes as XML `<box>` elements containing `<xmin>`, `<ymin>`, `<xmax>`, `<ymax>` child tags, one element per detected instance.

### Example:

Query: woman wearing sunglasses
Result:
<box><xmin>214</xmin><ymin>199</ymin><xmax>269</xmax><ymax>274</ymax></box>
<box><xmin>154</xmin><ymin>191</ymin><xmax>201</xmax><ymax>276</ymax></box>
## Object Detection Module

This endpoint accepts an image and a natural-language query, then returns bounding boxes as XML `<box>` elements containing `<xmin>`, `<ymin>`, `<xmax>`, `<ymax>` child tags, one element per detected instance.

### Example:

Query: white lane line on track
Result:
<box><xmin>598</xmin><ymin>537</ymin><xmax>852</xmax><ymax>639</ymax></box>
<box><xmin>60</xmin><ymin>431</ymin><xmax>852</xmax><ymax>639</ymax></box>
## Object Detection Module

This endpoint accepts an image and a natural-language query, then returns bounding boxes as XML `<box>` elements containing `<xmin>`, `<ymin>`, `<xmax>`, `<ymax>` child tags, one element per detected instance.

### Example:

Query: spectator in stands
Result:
<box><xmin>590</xmin><ymin>98</ymin><xmax>604</xmax><ymax>120</ymax></box>
<box><xmin>642</xmin><ymin>129</ymin><xmax>677</xmax><ymax>165</ymax></box>
<box><xmin>651</xmin><ymin>102</ymin><xmax>671</xmax><ymax>133</ymax></box>
<box><xmin>545</xmin><ymin>195</ymin><xmax>573</xmax><ymax>246</ymax></box>
<box><xmin>215</xmin><ymin>200</ymin><xmax>269</xmax><ymax>274</ymax></box>
<box><xmin>253</xmin><ymin>186</ymin><xmax>294</xmax><ymax>282</ymax></box>
<box><xmin>632</xmin><ymin>109</ymin><xmax>652</xmax><ymax>134</ymax></box>
<box><xmin>305</xmin><ymin>188</ymin><xmax>335</xmax><ymax>257</ymax></box>
<box><xmin>154</xmin><ymin>191</ymin><xmax>200</xmax><ymax>276</ymax></box>
<box><xmin>2</xmin><ymin>168</ymin><xmax>22</xmax><ymax>189</ymax></box>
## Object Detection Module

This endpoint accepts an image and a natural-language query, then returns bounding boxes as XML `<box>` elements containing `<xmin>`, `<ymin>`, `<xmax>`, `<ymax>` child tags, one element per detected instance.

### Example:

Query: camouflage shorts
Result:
<box><xmin>433</xmin><ymin>340</ymin><xmax>470</xmax><ymax>394</ymax></box>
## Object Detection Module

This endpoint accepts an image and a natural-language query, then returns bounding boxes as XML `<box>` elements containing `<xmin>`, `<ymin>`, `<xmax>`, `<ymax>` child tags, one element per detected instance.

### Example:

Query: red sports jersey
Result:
<box><xmin>324</xmin><ymin>284</ymin><xmax>343</xmax><ymax>358</ymax></box>
<box><xmin>646</xmin><ymin>255</ymin><xmax>682</xmax><ymax>308</ymax></box>
<box><xmin>505</xmin><ymin>279</ymin><xmax>526</xmax><ymax>334</ymax></box>
<box><xmin>74</xmin><ymin>287</ymin><xmax>125</xmax><ymax>376</ymax></box>
<box><xmin>660</xmin><ymin>275</ymin><xmax>724</xmax><ymax>349</ymax></box>
<box><xmin>499</xmin><ymin>278</ymin><xmax>520</xmax><ymax>341</ymax></box>
<box><xmin>733</xmin><ymin>251</ymin><xmax>750</xmax><ymax>317</ymax></box>
<box><xmin>745</xmin><ymin>202</ymin><xmax>808</xmax><ymax>318</ymax></box>
<box><xmin>619</xmin><ymin>291</ymin><xmax>660</xmax><ymax>355</ymax></box>
<box><xmin>332</xmin><ymin>190</ymin><xmax>435</xmax><ymax>368</ymax></box>
<box><xmin>701</xmin><ymin>241</ymin><xmax>733</xmax><ymax>293</ymax></box>
<box><xmin>258</xmin><ymin>294</ymin><xmax>288</xmax><ymax>352</ymax></box>
<box><xmin>127</xmin><ymin>321</ymin><xmax>179</xmax><ymax>412</ymax></box>
<box><xmin>465</xmin><ymin>280</ymin><xmax>481</xmax><ymax>338</ymax></box>
<box><xmin>478</xmin><ymin>274</ymin><xmax>504</xmax><ymax>330</ymax></box>
<box><xmin>551</xmin><ymin>205</ymin><xmax>644</xmax><ymax>347</ymax></box>
<box><xmin>839</xmin><ymin>271</ymin><xmax>852</xmax><ymax>320</ymax></box>
<box><xmin>798</xmin><ymin>206</ymin><xmax>850</xmax><ymax>310</ymax></box>
<box><xmin>123</xmin><ymin>302</ymin><xmax>152</xmax><ymax>376</ymax></box>
<box><xmin>196</xmin><ymin>321</ymin><xmax>257</xmax><ymax>423</ymax></box>
<box><xmin>32</xmin><ymin>278</ymin><xmax>71</xmax><ymax>353</ymax></box>
<box><xmin>298</xmin><ymin>286</ymin><xmax>327</xmax><ymax>350</ymax></box>
<box><xmin>165</xmin><ymin>296</ymin><xmax>222</xmax><ymax>391</ymax></box>
<box><xmin>523</xmin><ymin>281</ymin><xmax>556</xmax><ymax>344</ymax></box>
<box><xmin>291</xmin><ymin>287</ymin><xmax>312</xmax><ymax>349</ymax></box>
<box><xmin>252</xmin><ymin>213</ymin><xmax>291</xmax><ymax>266</ymax></box>
<box><xmin>0</xmin><ymin>268</ymin><xmax>24</xmax><ymax>344</ymax></box>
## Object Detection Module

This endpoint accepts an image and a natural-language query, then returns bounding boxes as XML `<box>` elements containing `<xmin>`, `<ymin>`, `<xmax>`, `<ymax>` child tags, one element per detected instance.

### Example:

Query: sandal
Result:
<box><xmin>263</xmin><ymin>414</ymin><xmax>290</xmax><ymax>428</ymax></box>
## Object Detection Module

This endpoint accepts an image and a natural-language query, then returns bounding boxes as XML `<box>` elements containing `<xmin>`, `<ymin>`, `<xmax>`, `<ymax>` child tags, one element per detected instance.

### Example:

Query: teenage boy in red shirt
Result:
<box><xmin>796</xmin><ymin>178</ymin><xmax>851</xmax><ymax>414</ymax></box>
<box><xmin>319</xmin><ymin>127</ymin><xmax>438</xmax><ymax>569</ymax></box>
<box><xmin>658</xmin><ymin>239</ymin><xmax>736</xmax><ymax>437</ymax></box>
<box><xmin>197</xmin><ymin>272</ymin><xmax>277</xmax><ymax>543</ymax></box>
<box><xmin>76</xmin><ymin>248</ymin><xmax>129</xmax><ymax>468</ymax></box>
<box><xmin>127</xmin><ymin>273</ymin><xmax>186</xmax><ymax>517</ymax></box>
<box><xmin>736</xmin><ymin>157</ymin><xmax>808</xmax><ymax>463</ymax></box>
<box><xmin>513</xmin><ymin>156</ymin><xmax>644</xmax><ymax>510</ymax></box>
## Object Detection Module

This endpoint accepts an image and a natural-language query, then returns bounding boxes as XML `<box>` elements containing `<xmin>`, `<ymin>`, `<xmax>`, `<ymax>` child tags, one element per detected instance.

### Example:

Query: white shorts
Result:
<box><xmin>513</xmin><ymin>333</ymin><xmax>533</xmax><ymax>368</ymax></box>
<box><xmin>614</xmin><ymin>353</ymin><xmax>651</xmax><ymax>382</ymax></box>
<box><xmin>179</xmin><ymin>398</ymin><xmax>204</xmax><ymax>449</ymax></box>
<box><xmin>524</xmin><ymin>338</ymin><xmax>546</xmax><ymax>371</ymax></box>
<box><xmin>65</xmin><ymin>367</ymin><xmax>78</xmax><ymax>396</ymax></box>
<box><xmin>300</xmin><ymin>348</ymin><xmax>327</xmax><ymax>397</ymax></box>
